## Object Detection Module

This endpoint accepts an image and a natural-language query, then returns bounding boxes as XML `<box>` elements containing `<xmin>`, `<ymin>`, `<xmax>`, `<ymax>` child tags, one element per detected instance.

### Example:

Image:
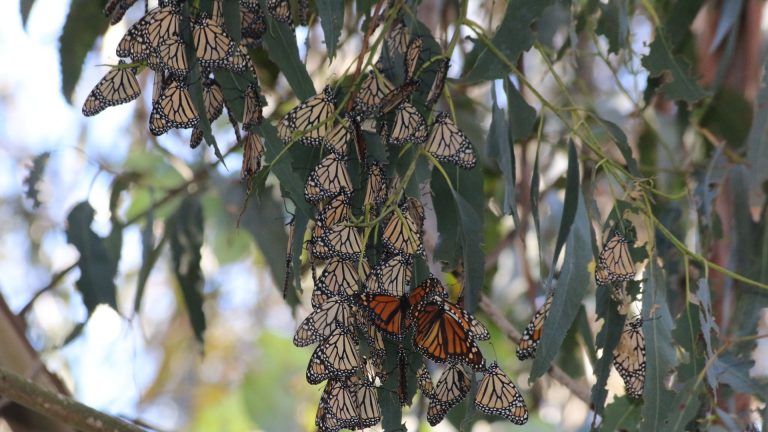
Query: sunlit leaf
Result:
<box><xmin>168</xmin><ymin>195</ymin><xmax>207</xmax><ymax>347</ymax></box>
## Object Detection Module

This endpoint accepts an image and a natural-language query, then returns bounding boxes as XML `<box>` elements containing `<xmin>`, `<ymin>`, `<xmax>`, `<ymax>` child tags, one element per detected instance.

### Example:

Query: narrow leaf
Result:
<box><xmin>487</xmin><ymin>87</ymin><xmax>517</xmax><ymax>219</ymax></box>
<box><xmin>59</xmin><ymin>0</ymin><xmax>109</xmax><ymax>102</ymax></box>
<box><xmin>263</xmin><ymin>13</ymin><xmax>315</xmax><ymax>99</ymax></box>
<box><xmin>316</xmin><ymin>0</ymin><xmax>343</xmax><ymax>60</ymax></box>
<box><xmin>550</xmin><ymin>139</ymin><xmax>579</xmax><ymax>268</ymax></box>
<box><xmin>168</xmin><ymin>195</ymin><xmax>207</xmax><ymax>347</ymax></box>
<box><xmin>452</xmin><ymin>188</ymin><xmax>484</xmax><ymax>313</ymax></box>
<box><xmin>594</xmin><ymin>118</ymin><xmax>640</xmax><ymax>176</ymax></box>
<box><xmin>505</xmin><ymin>78</ymin><xmax>537</xmax><ymax>142</ymax></box>
<box><xmin>596</xmin><ymin>0</ymin><xmax>629</xmax><ymax>54</ymax></box>
<box><xmin>463</xmin><ymin>0</ymin><xmax>556</xmax><ymax>82</ymax></box>
<box><xmin>135</xmin><ymin>210</ymin><xmax>164</xmax><ymax>314</ymax></box>
<box><xmin>65</xmin><ymin>202</ymin><xmax>118</xmax><ymax>314</ymax></box>
<box><xmin>431</xmin><ymin>168</ymin><xmax>459</xmax><ymax>265</ymax></box>
<box><xmin>531</xmin><ymin>139</ymin><xmax>543</xmax><ymax>277</ymax></box>
<box><xmin>602</xmin><ymin>397</ymin><xmax>642</xmax><ymax>431</ymax></box>
<box><xmin>20</xmin><ymin>0</ymin><xmax>36</xmax><ymax>27</ymax></box>
<box><xmin>291</xmin><ymin>211</ymin><xmax>309</xmax><ymax>298</ymax></box>
<box><xmin>531</xmin><ymin>189</ymin><xmax>591</xmax><ymax>379</ymax></box>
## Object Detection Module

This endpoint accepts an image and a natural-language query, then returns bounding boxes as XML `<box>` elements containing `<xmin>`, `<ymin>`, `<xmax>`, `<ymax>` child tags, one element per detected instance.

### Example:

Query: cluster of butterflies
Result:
<box><xmin>82</xmin><ymin>0</ymin><xmax>297</xmax><ymax>180</ymax></box>
<box><xmin>283</xmin><ymin>18</ymin><xmax>528</xmax><ymax>430</ymax></box>
<box><xmin>515</xmin><ymin>225</ymin><xmax>646</xmax><ymax>399</ymax></box>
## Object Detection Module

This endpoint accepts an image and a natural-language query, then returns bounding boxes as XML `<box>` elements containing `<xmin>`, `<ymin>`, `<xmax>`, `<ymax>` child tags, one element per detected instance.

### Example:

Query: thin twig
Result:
<box><xmin>0</xmin><ymin>366</ymin><xmax>144</xmax><ymax>432</ymax></box>
<box><xmin>478</xmin><ymin>295</ymin><xmax>592</xmax><ymax>405</ymax></box>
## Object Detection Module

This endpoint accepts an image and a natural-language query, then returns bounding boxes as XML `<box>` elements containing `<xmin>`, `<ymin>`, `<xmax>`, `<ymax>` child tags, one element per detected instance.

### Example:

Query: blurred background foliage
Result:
<box><xmin>3</xmin><ymin>0</ymin><xmax>768</xmax><ymax>431</ymax></box>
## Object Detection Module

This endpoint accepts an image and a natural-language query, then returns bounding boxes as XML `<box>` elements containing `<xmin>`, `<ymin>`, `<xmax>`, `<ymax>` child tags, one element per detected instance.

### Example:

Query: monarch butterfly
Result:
<box><xmin>189</xmin><ymin>127</ymin><xmax>204</xmax><ymax>149</ymax></box>
<box><xmin>416</xmin><ymin>365</ymin><xmax>435</xmax><ymax>398</ymax></box>
<box><xmin>516</xmin><ymin>293</ymin><xmax>553</xmax><ymax>361</ymax></box>
<box><xmin>365</xmin><ymin>254</ymin><xmax>412</xmax><ymax>297</ymax></box>
<box><xmin>116</xmin><ymin>20</ymin><xmax>150</xmax><ymax>61</ymax></box>
<box><xmin>149</xmin><ymin>80</ymin><xmax>199</xmax><ymax>136</ymax></box>
<box><xmin>379</xmin><ymin>79</ymin><xmax>420</xmax><ymax>115</ymax></box>
<box><xmin>240</xmin><ymin>132</ymin><xmax>265</xmax><ymax>180</ymax></box>
<box><xmin>82</xmin><ymin>61</ymin><xmax>141</xmax><ymax>117</ymax></box>
<box><xmin>612</xmin><ymin>316</ymin><xmax>645</xmax><ymax>399</ymax></box>
<box><xmin>304</xmin><ymin>153</ymin><xmax>352</xmax><ymax>203</ymax></box>
<box><xmin>386</xmin><ymin>19</ymin><xmax>409</xmax><ymax>55</ymax></box>
<box><xmin>315</xmin><ymin>380</ymin><xmax>360</xmax><ymax>432</ymax></box>
<box><xmin>355</xmin><ymin>379</ymin><xmax>382</xmax><ymax>428</ymax></box>
<box><xmin>103</xmin><ymin>0</ymin><xmax>138</xmax><ymax>24</ymax></box>
<box><xmin>293</xmin><ymin>297</ymin><xmax>355</xmax><ymax>347</ymax></box>
<box><xmin>189</xmin><ymin>77</ymin><xmax>224</xmax><ymax>147</ymax></box>
<box><xmin>278</xmin><ymin>86</ymin><xmax>335</xmax><ymax>146</ymax></box>
<box><xmin>267</xmin><ymin>0</ymin><xmax>292</xmax><ymax>24</ymax></box>
<box><xmin>425</xmin><ymin>112</ymin><xmax>476</xmax><ymax>169</ymax></box>
<box><xmin>240</xmin><ymin>0</ymin><xmax>267</xmax><ymax>48</ymax></box>
<box><xmin>311</xmin><ymin>258</ymin><xmax>368</xmax><ymax>308</ymax></box>
<box><xmin>353</xmin><ymin>70</ymin><xmax>394</xmax><ymax>118</ymax></box>
<box><xmin>306</xmin><ymin>326</ymin><xmax>361</xmax><ymax>384</ymax></box>
<box><xmin>411</xmin><ymin>281</ymin><xmax>488</xmax><ymax>369</ymax></box>
<box><xmin>318</xmin><ymin>117</ymin><xmax>352</xmax><ymax>157</ymax></box>
<box><xmin>388</xmin><ymin>102</ymin><xmax>428</xmax><ymax>146</ymax></box>
<box><xmin>242</xmin><ymin>83</ymin><xmax>264</xmax><ymax>131</ymax></box>
<box><xmin>474</xmin><ymin>362</ymin><xmax>528</xmax><ymax>424</ymax></box>
<box><xmin>311</xmin><ymin>224</ymin><xmax>364</xmax><ymax>262</ymax></box>
<box><xmin>358</xmin><ymin>274</ymin><xmax>443</xmax><ymax>339</ymax></box>
<box><xmin>224</xmin><ymin>42</ymin><xmax>256</xmax><ymax>74</ymax></box>
<box><xmin>143</xmin><ymin>5</ymin><xmax>182</xmax><ymax>49</ymax></box>
<box><xmin>595</xmin><ymin>229</ymin><xmax>635</xmax><ymax>286</ymax></box>
<box><xmin>363</xmin><ymin>161</ymin><xmax>388</xmax><ymax>211</ymax></box>
<box><xmin>404</xmin><ymin>36</ymin><xmax>422</xmax><ymax>81</ymax></box>
<box><xmin>309</xmin><ymin>192</ymin><xmax>350</xmax><ymax>256</ymax></box>
<box><xmin>425</xmin><ymin>362</ymin><xmax>471</xmax><ymax>426</ymax></box>
<box><xmin>426</xmin><ymin>59</ymin><xmax>449</xmax><ymax>108</ymax></box>
<box><xmin>192</xmin><ymin>14</ymin><xmax>236</xmax><ymax>69</ymax></box>
<box><xmin>382</xmin><ymin>197</ymin><xmax>425</xmax><ymax>257</ymax></box>
<box><xmin>147</xmin><ymin>36</ymin><xmax>188</xmax><ymax>77</ymax></box>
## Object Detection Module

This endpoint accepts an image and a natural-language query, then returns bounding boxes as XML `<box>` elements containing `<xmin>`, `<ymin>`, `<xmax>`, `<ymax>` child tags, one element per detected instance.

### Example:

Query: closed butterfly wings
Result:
<box><xmin>424</xmin><ymin>363</ymin><xmax>472</xmax><ymax>426</ymax></box>
<box><xmin>293</xmin><ymin>297</ymin><xmax>355</xmax><ymax>347</ymax></box>
<box><xmin>474</xmin><ymin>362</ymin><xmax>528</xmax><ymax>425</ymax></box>
<box><xmin>516</xmin><ymin>293</ymin><xmax>553</xmax><ymax>361</ymax></box>
<box><xmin>82</xmin><ymin>61</ymin><xmax>141</xmax><ymax>117</ymax></box>
<box><xmin>426</xmin><ymin>112</ymin><xmax>476</xmax><ymax>169</ymax></box>
<box><xmin>306</xmin><ymin>326</ymin><xmax>361</xmax><ymax>384</ymax></box>
<box><xmin>612</xmin><ymin>316</ymin><xmax>645</xmax><ymax>399</ymax></box>
<box><xmin>278</xmin><ymin>86</ymin><xmax>335</xmax><ymax>146</ymax></box>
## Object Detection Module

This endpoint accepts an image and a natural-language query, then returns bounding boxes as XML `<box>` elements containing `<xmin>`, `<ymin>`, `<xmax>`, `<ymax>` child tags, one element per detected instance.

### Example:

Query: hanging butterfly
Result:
<box><xmin>353</xmin><ymin>69</ymin><xmax>393</xmax><ymax>119</ymax></box>
<box><xmin>382</xmin><ymin>197</ymin><xmax>425</xmax><ymax>257</ymax></box>
<box><xmin>240</xmin><ymin>0</ymin><xmax>267</xmax><ymax>48</ymax></box>
<box><xmin>379</xmin><ymin>79</ymin><xmax>420</xmax><ymax>115</ymax></box>
<box><xmin>425</xmin><ymin>362</ymin><xmax>471</xmax><ymax>426</ymax></box>
<box><xmin>82</xmin><ymin>61</ymin><xmax>141</xmax><ymax>117</ymax></box>
<box><xmin>404</xmin><ymin>36</ymin><xmax>422</xmax><ymax>81</ymax></box>
<box><xmin>363</xmin><ymin>161</ymin><xmax>388</xmax><ymax>211</ymax></box>
<box><xmin>311</xmin><ymin>258</ymin><xmax>369</xmax><ymax>308</ymax></box>
<box><xmin>192</xmin><ymin>13</ymin><xmax>236</xmax><ymax>69</ymax></box>
<box><xmin>595</xmin><ymin>228</ymin><xmax>636</xmax><ymax>299</ymax></box>
<box><xmin>306</xmin><ymin>326</ymin><xmax>361</xmax><ymax>384</ymax></box>
<box><xmin>387</xmin><ymin>101</ymin><xmax>428</xmax><ymax>146</ymax></box>
<box><xmin>397</xmin><ymin>347</ymin><xmax>409</xmax><ymax>406</ymax></box>
<box><xmin>117</xmin><ymin>4</ymin><xmax>181</xmax><ymax>61</ymax></box>
<box><xmin>278</xmin><ymin>85</ymin><xmax>335</xmax><ymax>146</ymax></box>
<box><xmin>385</xmin><ymin>19</ymin><xmax>409</xmax><ymax>55</ymax></box>
<box><xmin>103</xmin><ymin>0</ymin><xmax>138</xmax><ymax>24</ymax></box>
<box><xmin>311</xmin><ymin>223</ymin><xmax>364</xmax><ymax>262</ymax></box>
<box><xmin>426</xmin><ymin>59</ymin><xmax>449</xmax><ymax>108</ymax></box>
<box><xmin>516</xmin><ymin>293</ymin><xmax>554</xmax><ymax>361</ymax></box>
<box><xmin>322</xmin><ymin>117</ymin><xmax>353</xmax><ymax>157</ymax></box>
<box><xmin>304</xmin><ymin>153</ymin><xmax>352</xmax><ymax>203</ymax></box>
<box><xmin>242</xmin><ymin>82</ymin><xmax>264</xmax><ymax>131</ymax></box>
<box><xmin>474</xmin><ymin>362</ymin><xmax>529</xmax><ymax>424</ymax></box>
<box><xmin>146</xmin><ymin>36</ymin><xmax>188</xmax><ymax>77</ymax></box>
<box><xmin>189</xmin><ymin>77</ymin><xmax>225</xmax><ymax>147</ymax></box>
<box><xmin>425</xmin><ymin>112</ymin><xmax>476</xmax><ymax>169</ymax></box>
<box><xmin>315</xmin><ymin>379</ymin><xmax>361</xmax><ymax>432</ymax></box>
<box><xmin>267</xmin><ymin>0</ymin><xmax>292</xmax><ymax>24</ymax></box>
<box><xmin>612</xmin><ymin>316</ymin><xmax>645</xmax><ymax>399</ymax></box>
<box><xmin>309</xmin><ymin>192</ymin><xmax>350</xmax><ymax>261</ymax></box>
<box><xmin>352</xmin><ymin>376</ymin><xmax>382</xmax><ymax>428</ymax></box>
<box><xmin>240</xmin><ymin>132</ymin><xmax>265</xmax><ymax>180</ymax></box>
<box><xmin>415</xmin><ymin>365</ymin><xmax>435</xmax><ymax>398</ymax></box>
<box><xmin>225</xmin><ymin>43</ymin><xmax>257</xmax><ymax>74</ymax></box>
<box><xmin>148</xmin><ymin>80</ymin><xmax>199</xmax><ymax>136</ymax></box>
<box><xmin>365</xmin><ymin>254</ymin><xmax>413</xmax><ymax>297</ymax></box>
<box><xmin>293</xmin><ymin>297</ymin><xmax>355</xmax><ymax>347</ymax></box>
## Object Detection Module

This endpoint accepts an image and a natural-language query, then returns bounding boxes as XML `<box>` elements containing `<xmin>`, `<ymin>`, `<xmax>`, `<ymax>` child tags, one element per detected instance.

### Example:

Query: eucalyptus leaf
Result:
<box><xmin>60</xmin><ymin>0</ymin><xmax>108</xmax><ymax>102</ymax></box>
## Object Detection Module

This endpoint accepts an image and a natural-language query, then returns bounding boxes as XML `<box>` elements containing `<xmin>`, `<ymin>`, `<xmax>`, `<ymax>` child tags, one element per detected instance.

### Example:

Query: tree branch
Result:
<box><xmin>0</xmin><ymin>367</ymin><xmax>144</xmax><ymax>432</ymax></box>
<box><xmin>478</xmin><ymin>295</ymin><xmax>592</xmax><ymax>405</ymax></box>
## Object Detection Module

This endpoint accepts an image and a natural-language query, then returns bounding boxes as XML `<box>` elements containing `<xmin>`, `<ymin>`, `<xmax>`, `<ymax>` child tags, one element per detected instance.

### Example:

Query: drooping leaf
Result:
<box><xmin>593</xmin><ymin>117</ymin><xmax>640</xmax><ymax>176</ymax></box>
<box><xmin>316</xmin><ymin>0</ymin><xmax>343</xmax><ymax>60</ymax></box>
<box><xmin>452</xmin><ymin>187</ymin><xmax>484</xmax><ymax>313</ymax></box>
<box><xmin>596</xmin><ymin>0</ymin><xmax>629</xmax><ymax>54</ymax></box>
<box><xmin>505</xmin><ymin>78</ymin><xmax>537</xmax><ymax>142</ymax></box>
<box><xmin>23</xmin><ymin>152</ymin><xmax>50</xmax><ymax>209</ymax></box>
<box><xmin>602</xmin><ymin>396</ymin><xmax>642</xmax><ymax>431</ymax></box>
<box><xmin>168</xmin><ymin>195</ymin><xmax>207</xmax><ymax>347</ymax></box>
<box><xmin>664</xmin><ymin>302</ymin><xmax>705</xmax><ymax>432</ymax></box>
<box><xmin>641</xmin><ymin>32</ymin><xmax>709</xmax><ymax>103</ymax></box>
<box><xmin>640</xmin><ymin>260</ymin><xmax>678</xmax><ymax>432</ymax></box>
<box><xmin>709</xmin><ymin>0</ymin><xmax>743</xmax><ymax>52</ymax></box>
<box><xmin>747</xmin><ymin>55</ymin><xmax>768</xmax><ymax>205</ymax></box>
<box><xmin>431</xmin><ymin>168</ymin><xmax>459</xmax><ymax>265</ymax></box>
<box><xmin>262</xmin><ymin>12</ymin><xmax>315</xmax><ymax>99</ymax></box>
<box><xmin>696</xmin><ymin>279</ymin><xmax>721</xmax><ymax>392</ymax></box>
<box><xmin>550</xmin><ymin>139</ymin><xmax>579</xmax><ymax>268</ymax></box>
<box><xmin>531</xmin><ymin>139</ymin><xmax>543</xmax><ymax>277</ymax></box>
<box><xmin>487</xmin><ymin>86</ymin><xmax>517</xmax><ymax>220</ymax></box>
<box><xmin>291</xmin><ymin>212</ymin><xmax>309</xmax><ymax>298</ymax></box>
<box><xmin>60</xmin><ymin>0</ymin><xmax>109</xmax><ymax>103</ymax></box>
<box><xmin>65</xmin><ymin>201</ymin><xmax>118</xmax><ymax>314</ymax></box>
<box><xmin>463</xmin><ymin>0</ymin><xmax>556</xmax><ymax>82</ymax></box>
<box><xmin>531</xmin><ymin>189</ymin><xmax>591</xmax><ymax>380</ymax></box>
<box><xmin>135</xmin><ymin>217</ymin><xmax>165</xmax><ymax>314</ymax></box>
<box><xmin>711</xmin><ymin>354</ymin><xmax>766</xmax><ymax>396</ymax></box>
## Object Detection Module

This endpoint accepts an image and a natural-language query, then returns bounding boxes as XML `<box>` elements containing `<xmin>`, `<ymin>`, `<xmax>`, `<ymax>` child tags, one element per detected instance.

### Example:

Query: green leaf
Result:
<box><xmin>316</xmin><ymin>0</ymin><xmax>343</xmax><ymax>60</ymax></box>
<box><xmin>20</xmin><ymin>0</ymin><xmax>36</xmax><ymax>27</ymax></box>
<box><xmin>463</xmin><ymin>0</ymin><xmax>556</xmax><ymax>82</ymax></box>
<box><xmin>695</xmin><ymin>280</ymin><xmax>720</xmax><ymax>391</ymax></box>
<box><xmin>168</xmin><ymin>195</ymin><xmax>207</xmax><ymax>347</ymax></box>
<box><xmin>23</xmin><ymin>152</ymin><xmax>50</xmax><ymax>209</ymax></box>
<box><xmin>550</xmin><ymin>140</ymin><xmax>579</xmax><ymax>268</ymax></box>
<box><xmin>711</xmin><ymin>354</ymin><xmax>766</xmax><ymax>396</ymax></box>
<box><xmin>640</xmin><ymin>260</ymin><xmax>678</xmax><ymax>432</ymax></box>
<box><xmin>699</xmin><ymin>89</ymin><xmax>752</xmax><ymax>149</ymax></box>
<box><xmin>431</xmin><ymin>168</ymin><xmax>459</xmax><ymax>265</ymax></box>
<box><xmin>593</xmin><ymin>117</ymin><xmax>640</xmax><ymax>176</ymax></box>
<box><xmin>487</xmin><ymin>87</ymin><xmax>517</xmax><ymax>219</ymax></box>
<box><xmin>589</xmin><ymin>284</ymin><xmax>626</xmax><ymax>418</ymax></box>
<box><xmin>59</xmin><ymin>0</ymin><xmax>109</xmax><ymax>103</ymax></box>
<box><xmin>291</xmin><ymin>212</ymin><xmax>309</xmax><ymax>298</ymax></box>
<box><xmin>65</xmin><ymin>202</ymin><xmax>118</xmax><ymax>314</ymax></box>
<box><xmin>134</xmin><ymin>217</ymin><xmax>165</xmax><ymax>314</ymax></box>
<box><xmin>531</xmin><ymin>189</ymin><xmax>590</xmax><ymax>380</ymax></box>
<box><xmin>602</xmin><ymin>396</ymin><xmax>642</xmax><ymax>431</ymax></box>
<box><xmin>641</xmin><ymin>33</ymin><xmax>709</xmax><ymax>103</ymax></box>
<box><xmin>452</xmin><ymin>186</ymin><xmax>484</xmax><ymax>313</ymax></box>
<box><xmin>746</xmin><ymin>55</ymin><xmax>768</xmax><ymax>205</ymax></box>
<box><xmin>596</xmin><ymin>0</ymin><xmax>629</xmax><ymax>54</ymax></box>
<box><xmin>531</xmin><ymin>139</ymin><xmax>543</xmax><ymax>278</ymax></box>
<box><xmin>505</xmin><ymin>78</ymin><xmax>537</xmax><ymax>142</ymax></box>
<box><xmin>262</xmin><ymin>13</ymin><xmax>315</xmax><ymax>99</ymax></box>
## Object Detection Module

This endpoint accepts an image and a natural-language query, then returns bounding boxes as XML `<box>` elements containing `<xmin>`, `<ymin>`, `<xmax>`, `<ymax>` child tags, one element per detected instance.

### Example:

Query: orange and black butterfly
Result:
<box><xmin>315</xmin><ymin>379</ymin><xmax>361</xmax><ymax>431</ymax></box>
<box><xmin>382</xmin><ymin>197</ymin><xmax>425</xmax><ymax>257</ymax></box>
<box><xmin>387</xmin><ymin>102</ymin><xmax>428</xmax><ymax>146</ymax></box>
<box><xmin>357</xmin><ymin>274</ymin><xmax>443</xmax><ymax>339</ymax></box>
<box><xmin>239</xmin><ymin>132</ymin><xmax>265</xmax><ymax>179</ymax></box>
<box><xmin>192</xmin><ymin>13</ymin><xmax>236</xmax><ymax>69</ymax></box>
<box><xmin>379</xmin><ymin>79</ymin><xmax>420</xmax><ymax>115</ymax></box>
<box><xmin>516</xmin><ymin>293</ymin><xmax>553</xmax><ymax>361</ymax></box>
<box><xmin>278</xmin><ymin>86</ymin><xmax>335</xmax><ymax>147</ymax></box>
<box><xmin>612</xmin><ymin>316</ymin><xmax>645</xmax><ymax>399</ymax></box>
<box><xmin>404</xmin><ymin>36</ymin><xmax>422</xmax><ymax>81</ymax></box>
<box><xmin>426</xmin><ymin>59</ymin><xmax>449</xmax><ymax>108</ymax></box>
<box><xmin>149</xmin><ymin>80</ymin><xmax>199</xmax><ymax>136</ymax></box>
<box><xmin>353</xmin><ymin>70</ymin><xmax>393</xmax><ymax>118</ymax></box>
<box><xmin>240</xmin><ymin>0</ymin><xmax>267</xmax><ymax>47</ymax></box>
<box><xmin>306</xmin><ymin>326</ymin><xmax>361</xmax><ymax>384</ymax></box>
<box><xmin>595</xmin><ymin>229</ymin><xmax>635</xmax><ymax>285</ymax></box>
<box><xmin>82</xmin><ymin>61</ymin><xmax>141</xmax><ymax>117</ymax></box>
<box><xmin>267</xmin><ymin>0</ymin><xmax>292</xmax><ymax>24</ymax></box>
<box><xmin>242</xmin><ymin>83</ymin><xmax>264</xmax><ymax>131</ymax></box>
<box><xmin>304</xmin><ymin>153</ymin><xmax>352</xmax><ymax>203</ymax></box>
<box><xmin>363</xmin><ymin>161</ymin><xmax>388</xmax><ymax>211</ymax></box>
<box><xmin>425</xmin><ymin>112</ymin><xmax>476</xmax><ymax>169</ymax></box>
<box><xmin>424</xmin><ymin>362</ymin><xmax>471</xmax><ymax>426</ymax></box>
<box><xmin>474</xmin><ymin>362</ymin><xmax>528</xmax><ymax>424</ymax></box>
<box><xmin>365</xmin><ymin>254</ymin><xmax>412</xmax><ymax>297</ymax></box>
<box><xmin>293</xmin><ymin>297</ymin><xmax>355</xmax><ymax>347</ymax></box>
<box><xmin>311</xmin><ymin>258</ymin><xmax>369</xmax><ymax>308</ymax></box>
